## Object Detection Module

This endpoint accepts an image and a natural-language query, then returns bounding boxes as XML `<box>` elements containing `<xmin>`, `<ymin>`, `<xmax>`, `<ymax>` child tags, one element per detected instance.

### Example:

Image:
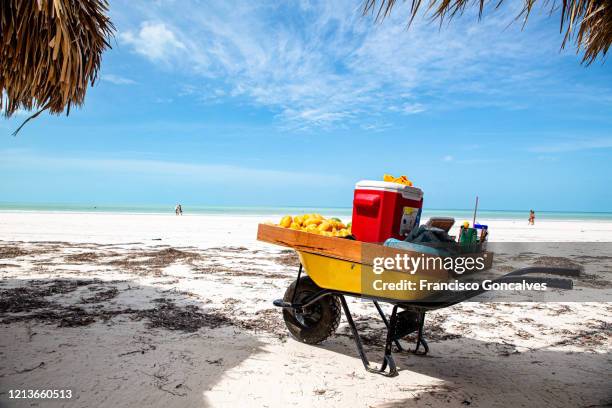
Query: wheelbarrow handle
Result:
<box><xmin>410</xmin><ymin>266</ymin><xmax>581</xmax><ymax>308</ymax></box>
<box><xmin>504</xmin><ymin>266</ymin><xmax>582</xmax><ymax>278</ymax></box>
<box><xmin>492</xmin><ymin>275</ymin><xmax>573</xmax><ymax>290</ymax></box>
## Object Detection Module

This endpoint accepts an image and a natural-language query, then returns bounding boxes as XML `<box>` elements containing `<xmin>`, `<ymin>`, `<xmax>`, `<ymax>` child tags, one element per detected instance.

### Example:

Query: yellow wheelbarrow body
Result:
<box><xmin>296</xmin><ymin>250</ymin><xmax>449</xmax><ymax>302</ymax></box>
<box><xmin>257</xmin><ymin>224</ymin><xmax>489</xmax><ymax>303</ymax></box>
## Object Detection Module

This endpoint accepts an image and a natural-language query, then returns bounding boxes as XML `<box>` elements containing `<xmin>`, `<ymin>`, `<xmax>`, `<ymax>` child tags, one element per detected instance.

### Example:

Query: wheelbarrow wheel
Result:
<box><xmin>282</xmin><ymin>276</ymin><xmax>341</xmax><ymax>344</ymax></box>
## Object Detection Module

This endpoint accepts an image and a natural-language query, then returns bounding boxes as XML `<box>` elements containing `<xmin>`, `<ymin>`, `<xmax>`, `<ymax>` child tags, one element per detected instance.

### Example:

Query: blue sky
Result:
<box><xmin>1</xmin><ymin>1</ymin><xmax>611</xmax><ymax>211</ymax></box>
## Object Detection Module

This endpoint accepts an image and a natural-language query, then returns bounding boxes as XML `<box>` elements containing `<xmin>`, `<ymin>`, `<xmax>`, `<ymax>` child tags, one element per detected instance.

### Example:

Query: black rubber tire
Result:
<box><xmin>282</xmin><ymin>276</ymin><xmax>341</xmax><ymax>344</ymax></box>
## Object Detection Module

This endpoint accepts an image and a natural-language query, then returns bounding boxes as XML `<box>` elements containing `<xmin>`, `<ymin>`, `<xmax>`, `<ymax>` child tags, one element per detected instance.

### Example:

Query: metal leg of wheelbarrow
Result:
<box><xmin>413</xmin><ymin>312</ymin><xmax>429</xmax><ymax>355</ymax></box>
<box><xmin>290</xmin><ymin>264</ymin><xmax>303</xmax><ymax>304</ymax></box>
<box><xmin>380</xmin><ymin>305</ymin><xmax>400</xmax><ymax>373</ymax></box>
<box><xmin>373</xmin><ymin>301</ymin><xmax>428</xmax><ymax>355</ymax></box>
<box><xmin>372</xmin><ymin>300</ymin><xmax>404</xmax><ymax>352</ymax></box>
<box><xmin>339</xmin><ymin>295</ymin><xmax>398</xmax><ymax>377</ymax></box>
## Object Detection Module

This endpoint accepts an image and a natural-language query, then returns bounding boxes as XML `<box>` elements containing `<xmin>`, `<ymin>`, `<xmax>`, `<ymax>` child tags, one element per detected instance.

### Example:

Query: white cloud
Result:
<box><xmin>114</xmin><ymin>1</ymin><xmax>598</xmax><ymax>129</ymax></box>
<box><xmin>120</xmin><ymin>22</ymin><xmax>186</xmax><ymax>62</ymax></box>
<box><xmin>102</xmin><ymin>74</ymin><xmax>136</xmax><ymax>85</ymax></box>
<box><xmin>391</xmin><ymin>103</ymin><xmax>426</xmax><ymax>115</ymax></box>
<box><xmin>442</xmin><ymin>155</ymin><xmax>454</xmax><ymax>162</ymax></box>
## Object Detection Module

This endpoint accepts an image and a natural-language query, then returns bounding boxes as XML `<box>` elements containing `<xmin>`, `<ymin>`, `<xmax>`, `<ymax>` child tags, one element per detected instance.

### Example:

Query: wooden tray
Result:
<box><xmin>257</xmin><ymin>223</ymin><xmax>363</xmax><ymax>262</ymax></box>
<box><xmin>257</xmin><ymin>223</ymin><xmax>493</xmax><ymax>269</ymax></box>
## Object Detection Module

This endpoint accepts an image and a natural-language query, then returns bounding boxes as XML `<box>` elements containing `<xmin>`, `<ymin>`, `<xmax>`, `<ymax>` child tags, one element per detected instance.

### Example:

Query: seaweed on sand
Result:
<box><xmin>0</xmin><ymin>245</ymin><xmax>30</xmax><ymax>259</ymax></box>
<box><xmin>64</xmin><ymin>252</ymin><xmax>102</xmax><ymax>263</ymax></box>
<box><xmin>532</xmin><ymin>256</ymin><xmax>582</xmax><ymax>270</ymax></box>
<box><xmin>274</xmin><ymin>250</ymin><xmax>300</xmax><ymax>268</ymax></box>
<box><xmin>0</xmin><ymin>279</ymin><xmax>99</xmax><ymax>313</ymax></box>
<box><xmin>107</xmin><ymin>248</ymin><xmax>201</xmax><ymax>275</ymax></box>
<box><xmin>0</xmin><ymin>280</ymin><xmax>132</xmax><ymax>327</ymax></box>
<box><xmin>135</xmin><ymin>298</ymin><xmax>233</xmax><ymax>332</ymax></box>
<box><xmin>80</xmin><ymin>287</ymin><xmax>120</xmax><ymax>303</ymax></box>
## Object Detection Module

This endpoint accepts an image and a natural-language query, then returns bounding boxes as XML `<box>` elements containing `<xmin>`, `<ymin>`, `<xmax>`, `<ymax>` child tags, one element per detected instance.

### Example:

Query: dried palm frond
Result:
<box><xmin>363</xmin><ymin>0</ymin><xmax>611</xmax><ymax>64</ymax></box>
<box><xmin>0</xmin><ymin>0</ymin><xmax>115</xmax><ymax>134</ymax></box>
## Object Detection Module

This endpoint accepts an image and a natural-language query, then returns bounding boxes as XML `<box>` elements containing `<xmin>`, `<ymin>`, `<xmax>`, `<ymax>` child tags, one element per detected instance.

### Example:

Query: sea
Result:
<box><xmin>1</xmin><ymin>202</ymin><xmax>611</xmax><ymax>221</ymax></box>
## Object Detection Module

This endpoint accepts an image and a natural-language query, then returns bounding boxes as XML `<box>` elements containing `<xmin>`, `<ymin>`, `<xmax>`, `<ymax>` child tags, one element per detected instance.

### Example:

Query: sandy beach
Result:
<box><xmin>3</xmin><ymin>211</ymin><xmax>612</xmax><ymax>246</ymax></box>
<box><xmin>1</xmin><ymin>211</ymin><xmax>611</xmax><ymax>407</ymax></box>
<box><xmin>2</xmin><ymin>0</ymin><xmax>611</xmax><ymax>406</ymax></box>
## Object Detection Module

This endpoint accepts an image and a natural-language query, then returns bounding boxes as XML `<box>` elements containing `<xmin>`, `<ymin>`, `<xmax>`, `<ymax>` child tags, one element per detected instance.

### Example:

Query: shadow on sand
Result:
<box><xmin>312</xmin><ymin>304</ymin><xmax>611</xmax><ymax>408</ymax></box>
<box><xmin>0</xmin><ymin>277</ymin><xmax>265</xmax><ymax>408</ymax></box>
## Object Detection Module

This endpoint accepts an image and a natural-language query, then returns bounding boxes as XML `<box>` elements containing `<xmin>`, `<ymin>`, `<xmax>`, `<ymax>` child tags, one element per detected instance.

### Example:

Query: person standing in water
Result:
<box><xmin>528</xmin><ymin>209</ymin><xmax>535</xmax><ymax>225</ymax></box>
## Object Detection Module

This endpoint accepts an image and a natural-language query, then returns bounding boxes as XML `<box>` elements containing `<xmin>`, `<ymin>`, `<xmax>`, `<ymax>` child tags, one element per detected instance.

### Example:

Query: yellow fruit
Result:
<box><xmin>280</xmin><ymin>215</ymin><xmax>292</xmax><ymax>228</ymax></box>
<box><xmin>274</xmin><ymin>213</ymin><xmax>352</xmax><ymax>237</ymax></box>
<box><xmin>384</xmin><ymin>174</ymin><xmax>413</xmax><ymax>186</ymax></box>
<box><xmin>304</xmin><ymin>218</ymin><xmax>322</xmax><ymax>226</ymax></box>
<box><xmin>394</xmin><ymin>176</ymin><xmax>413</xmax><ymax>186</ymax></box>
<box><xmin>318</xmin><ymin>221</ymin><xmax>331</xmax><ymax>232</ymax></box>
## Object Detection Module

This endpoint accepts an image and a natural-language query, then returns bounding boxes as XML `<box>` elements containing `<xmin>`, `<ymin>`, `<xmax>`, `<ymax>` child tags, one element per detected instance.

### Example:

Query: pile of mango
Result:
<box><xmin>383</xmin><ymin>174</ymin><xmax>413</xmax><ymax>186</ymax></box>
<box><xmin>278</xmin><ymin>214</ymin><xmax>352</xmax><ymax>237</ymax></box>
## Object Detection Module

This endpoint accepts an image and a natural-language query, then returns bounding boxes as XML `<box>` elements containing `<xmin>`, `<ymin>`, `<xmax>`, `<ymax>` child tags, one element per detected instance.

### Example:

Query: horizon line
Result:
<box><xmin>0</xmin><ymin>201</ymin><xmax>610</xmax><ymax>215</ymax></box>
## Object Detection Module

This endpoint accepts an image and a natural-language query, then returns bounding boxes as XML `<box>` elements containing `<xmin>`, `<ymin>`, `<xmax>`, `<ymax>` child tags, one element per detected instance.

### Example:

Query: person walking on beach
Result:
<box><xmin>528</xmin><ymin>209</ymin><xmax>535</xmax><ymax>225</ymax></box>
<box><xmin>175</xmin><ymin>203</ymin><xmax>183</xmax><ymax>216</ymax></box>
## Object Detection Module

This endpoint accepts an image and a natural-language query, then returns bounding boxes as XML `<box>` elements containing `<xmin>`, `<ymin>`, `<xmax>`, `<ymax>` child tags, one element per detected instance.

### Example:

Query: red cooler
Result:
<box><xmin>351</xmin><ymin>180</ymin><xmax>424</xmax><ymax>243</ymax></box>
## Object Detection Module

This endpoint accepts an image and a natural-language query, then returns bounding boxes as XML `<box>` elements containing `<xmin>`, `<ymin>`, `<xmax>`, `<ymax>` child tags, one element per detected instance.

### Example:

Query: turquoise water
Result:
<box><xmin>1</xmin><ymin>202</ymin><xmax>611</xmax><ymax>221</ymax></box>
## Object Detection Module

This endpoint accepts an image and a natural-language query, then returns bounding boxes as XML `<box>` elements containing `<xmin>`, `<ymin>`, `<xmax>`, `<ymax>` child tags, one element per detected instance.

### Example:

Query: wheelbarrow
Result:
<box><xmin>257</xmin><ymin>224</ymin><xmax>580</xmax><ymax>377</ymax></box>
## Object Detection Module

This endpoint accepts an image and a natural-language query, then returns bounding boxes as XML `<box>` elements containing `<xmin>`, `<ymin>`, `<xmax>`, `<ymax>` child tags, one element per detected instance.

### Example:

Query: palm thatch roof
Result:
<box><xmin>1</xmin><ymin>0</ymin><xmax>114</xmax><ymax>133</ymax></box>
<box><xmin>363</xmin><ymin>0</ymin><xmax>611</xmax><ymax>64</ymax></box>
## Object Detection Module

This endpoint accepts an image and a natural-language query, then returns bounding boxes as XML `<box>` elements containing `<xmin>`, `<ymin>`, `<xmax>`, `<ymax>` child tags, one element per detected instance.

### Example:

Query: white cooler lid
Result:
<box><xmin>355</xmin><ymin>180</ymin><xmax>423</xmax><ymax>200</ymax></box>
